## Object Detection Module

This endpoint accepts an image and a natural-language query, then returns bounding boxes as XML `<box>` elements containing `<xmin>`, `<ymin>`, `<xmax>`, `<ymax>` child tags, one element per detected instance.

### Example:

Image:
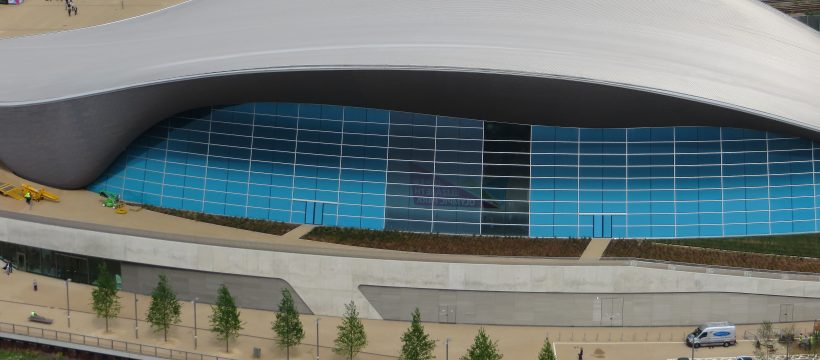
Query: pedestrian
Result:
<box><xmin>3</xmin><ymin>260</ymin><xmax>12</xmax><ymax>275</ymax></box>
<box><xmin>67</xmin><ymin>6</ymin><xmax>72</xmax><ymax>16</ymax></box>
<box><xmin>578</xmin><ymin>347</ymin><xmax>583</xmax><ymax>360</ymax></box>
<box><xmin>72</xmin><ymin>5</ymin><xmax>77</xmax><ymax>16</ymax></box>
<box><xmin>24</xmin><ymin>191</ymin><xmax>32</xmax><ymax>209</ymax></box>
<box><xmin>33</xmin><ymin>280</ymin><xmax>38</xmax><ymax>291</ymax></box>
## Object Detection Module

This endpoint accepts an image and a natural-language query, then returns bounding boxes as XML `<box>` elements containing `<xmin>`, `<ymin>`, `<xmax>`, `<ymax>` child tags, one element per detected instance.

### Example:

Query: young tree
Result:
<box><xmin>399</xmin><ymin>308</ymin><xmax>435</xmax><ymax>360</ymax></box>
<box><xmin>537</xmin><ymin>338</ymin><xmax>555</xmax><ymax>360</ymax></box>
<box><xmin>460</xmin><ymin>328</ymin><xmax>503</xmax><ymax>360</ymax></box>
<box><xmin>334</xmin><ymin>301</ymin><xmax>368</xmax><ymax>360</ymax></box>
<box><xmin>754</xmin><ymin>321</ymin><xmax>778</xmax><ymax>360</ymax></box>
<box><xmin>210</xmin><ymin>284</ymin><xmax>243</xmax><ymax>353</ymax></box>
<box><xmin>145</xmin><ymin>274</ymin><xmax>182</xmax><ymax>342</ymax></box>
<box><xmin>91</xmin><ymin>263</ymin><xmax>121</xmax><ymax>332</ymax></box>
<box><xmin>272</xmin><ymin>288</ymin><xmax>305</xmax><ymax>359</ymax></box>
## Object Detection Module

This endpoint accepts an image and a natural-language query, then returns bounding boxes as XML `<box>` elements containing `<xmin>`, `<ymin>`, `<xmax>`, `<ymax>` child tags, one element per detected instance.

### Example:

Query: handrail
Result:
<box><xmin>0</xmin><ymin>321</ymin><xmax>234</xmax><ymax>360</ymax></box>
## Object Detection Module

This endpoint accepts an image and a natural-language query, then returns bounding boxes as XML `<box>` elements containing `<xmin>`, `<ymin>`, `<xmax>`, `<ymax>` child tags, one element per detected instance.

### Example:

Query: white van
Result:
<box><xmin>686</xmin><ymin>322</ymin><xmax>736</xmax><ymax>348</ymax></box>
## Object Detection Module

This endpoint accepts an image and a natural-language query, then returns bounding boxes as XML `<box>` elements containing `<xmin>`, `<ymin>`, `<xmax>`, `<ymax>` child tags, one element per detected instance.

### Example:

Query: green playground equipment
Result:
<box><xmin>98</xmin><ymin>191</ymin><xmax>120</xmax><ymax>208</ymax></box>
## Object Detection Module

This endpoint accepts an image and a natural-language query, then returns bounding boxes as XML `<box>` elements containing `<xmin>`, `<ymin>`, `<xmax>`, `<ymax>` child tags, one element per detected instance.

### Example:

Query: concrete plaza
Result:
<box><xmin>1</xmin><ymin>270</ymin><xmax>813</xmax><ymax>360</ymax></box>
<box><xmin>0</xmin><ymin>0</ymin><xmax>185</xmax><ymax>38</ymax></box>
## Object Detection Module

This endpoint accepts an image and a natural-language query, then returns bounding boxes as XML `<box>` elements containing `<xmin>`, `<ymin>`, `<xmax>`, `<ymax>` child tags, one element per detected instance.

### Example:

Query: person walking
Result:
<box><xmin>33</xmin><ymin>280</ymin><xmax>38</xmax><ymax>291</ymax></box>
<box><xmin>578</xmin><ymin>347</ymin><xmax>583</xmax><ymax>360</ymax></box>
<box><xmin>24</xmin><ymin>191</ymin><xmax>32</xmax><ymax>209</ymax></box>
<box><xmin>3</xmin><ymin>260</ymin><xmax>12</xmax><ymax>275</ymax></box>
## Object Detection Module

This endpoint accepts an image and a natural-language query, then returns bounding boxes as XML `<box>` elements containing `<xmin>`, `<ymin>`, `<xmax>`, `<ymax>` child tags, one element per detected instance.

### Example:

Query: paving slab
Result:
<box><xmin>2</xmin><ymin>270</ymin><xmax>815</xmax><ymax>360</ymax></box>
<box><xmin>580</xmin><ymin>238</ymin><xmax>612</xmax><ymax>260</ymax></box>
<box><xmin>0</xmin><ymin>0</ymin><xmax>186</xmax><ymax>39</ymax></box>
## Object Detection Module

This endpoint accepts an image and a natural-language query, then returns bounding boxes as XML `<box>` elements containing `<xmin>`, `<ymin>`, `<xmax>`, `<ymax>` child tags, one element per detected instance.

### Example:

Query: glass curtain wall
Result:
<box><xmin>0</xmin><ymin>241</ymin><xmax>121</xmax><ymax>284</ymax></box>
<box><xmin>482</xmin><ymin>122</ymin><xmax>531</xmax><ymax>236</ymax></box>
<box><xmin>91</xmin><ymin>102</ymin><xmax>820</xmax><ymax>238</ymax></box>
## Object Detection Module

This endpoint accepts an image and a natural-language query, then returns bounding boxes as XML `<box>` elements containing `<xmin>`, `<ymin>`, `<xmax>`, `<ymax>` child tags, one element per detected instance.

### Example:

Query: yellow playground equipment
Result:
<box><xmin>0</xmin><ymin>183</ymin><xmax>60</xmax><ymax>203</ymax></box>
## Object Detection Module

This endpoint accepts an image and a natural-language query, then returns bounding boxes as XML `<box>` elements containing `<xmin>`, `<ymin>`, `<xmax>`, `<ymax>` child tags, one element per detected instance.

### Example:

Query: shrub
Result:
<box><xmin>604</xmin><ymin>240</ymin><xmax>820</xmax><ymax>273</ymax></box>
<box><xmin>304</xmin><ymin>227</ymin><xmax>590</xmax><ymax>257</ymax></box>
<box><xmin>139</xmin><ymin>204</ymin><xmax>298</xmax><ymax>235</ymax></box>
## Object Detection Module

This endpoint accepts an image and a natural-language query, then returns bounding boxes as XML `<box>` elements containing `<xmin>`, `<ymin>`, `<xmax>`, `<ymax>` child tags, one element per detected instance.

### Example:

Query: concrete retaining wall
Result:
<box><xmin>361</xmin><ymin>285</ymin><xmax>820</xmax><ymax>326</ymax></box>
<box><xmin>121</xmin><ymin>263</ymin><xmax>312</xmax><ymax>313</ymax></box>
<box><xmin>1</xmin><ymin>214</ymin><xmax>819</xmax><ymax>326</ymax></box>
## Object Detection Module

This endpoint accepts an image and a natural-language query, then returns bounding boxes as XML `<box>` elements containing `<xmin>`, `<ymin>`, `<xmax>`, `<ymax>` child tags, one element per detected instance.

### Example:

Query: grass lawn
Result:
<box><xmin>659</xmin><ymin>233</ymin><xmax>820</xmax><ymax>258</ymax></box>
<box><xmin>0</xmin><ymin>349</ymin><xmax>54</xmax><ymax>360</ymax></box>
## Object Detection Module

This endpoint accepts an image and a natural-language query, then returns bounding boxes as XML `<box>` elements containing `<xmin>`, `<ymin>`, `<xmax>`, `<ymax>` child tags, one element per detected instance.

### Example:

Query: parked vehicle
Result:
<box><xmin>686</xmin><ymin>321</ymin><xmax>737</xmax><ymax>348</ymax></box>
<box><xmin>735</xmin><ymin>356</ymin><xmax>754</xmax><ymax>360</ymax></box>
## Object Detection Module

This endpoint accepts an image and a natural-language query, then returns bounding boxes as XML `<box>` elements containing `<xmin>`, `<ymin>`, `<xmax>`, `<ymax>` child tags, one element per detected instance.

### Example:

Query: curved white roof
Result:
<box><xmin>0</xmin><ymin>0</ymin><xmax>818</xmax><ymax>128</ymax></box>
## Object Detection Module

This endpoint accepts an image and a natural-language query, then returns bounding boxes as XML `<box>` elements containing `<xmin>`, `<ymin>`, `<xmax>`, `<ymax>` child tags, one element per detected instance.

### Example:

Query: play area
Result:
<box><xmin>0</xmin><ymin>183</ymin><xmax>59</xmax><ymax>203</ymax></box>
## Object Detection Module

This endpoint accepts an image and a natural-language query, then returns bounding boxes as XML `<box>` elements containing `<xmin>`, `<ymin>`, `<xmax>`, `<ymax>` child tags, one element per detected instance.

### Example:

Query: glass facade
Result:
<box><xmin>0</xmin><ymin>241</ymin><xmax>121</xmax><ymax>285</ymax></box>
<box><xmin>90</xmin><ymin>102</ymin><xmax>820</xmax><ymax>238</ymax></box>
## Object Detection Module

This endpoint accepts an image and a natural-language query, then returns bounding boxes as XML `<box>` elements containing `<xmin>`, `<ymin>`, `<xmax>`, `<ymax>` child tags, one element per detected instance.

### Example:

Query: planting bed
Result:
<box><xmin>139</xmin><ymin>204</ymin><xmax>299</xmax><ymax>236</ymax></box>
<box><xmin>661</xmin><ymin>234</ymin><xmax>820</xmax><ymax>258</ymax></box>
<box><xmin>605</xmin><ymin>239</ymin><xmax>820</xmax><ymax>273</ymax></box>
<box><xmin>303</xmin><ymin>227</ymin><xmax>590</xmax><ymax>257</ymax></box>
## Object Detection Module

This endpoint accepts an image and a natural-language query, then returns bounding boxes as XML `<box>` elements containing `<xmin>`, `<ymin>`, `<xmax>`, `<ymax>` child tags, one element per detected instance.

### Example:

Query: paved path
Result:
<box><xmin>2</xmin><ymin>269</ymin><xmax>814</xmax><ymax>360</ymax></box>
<box><xmin>579</xmin><ymin>238</ymin><xmax>612</xmax><ymax>260</ymax></box>
<box><xmin>0</xmin><ymin>166</ymin><xmax>602</xmax><ymax>266</ymax></box>
<box><xmin>282</xmin><ymin>224</ymin><xmax>316</xmax><ymax>240</ymax></box>
<box><xmin>667</xmin><ymin>356</ymin><xmax>819</xmax><ymax>360</ymax></box>
<box><xmin>0</xmin><ymin>0</ymin><xmax>186</xmax><ymax>39</ymax></box>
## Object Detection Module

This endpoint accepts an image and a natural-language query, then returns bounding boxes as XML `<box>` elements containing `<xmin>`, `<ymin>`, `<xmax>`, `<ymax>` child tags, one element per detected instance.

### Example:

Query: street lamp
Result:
<box><xmin>193</xmin><ymin>297</ymin><xmax>199</xmax><ymax>349</ymax></box>
<box><xmin>134</xmin><ymin>293</ymin><xmax>139</xmax><ymax>339</ymax></box>
<box><xmin>445</xmin><ymin>338</ymin><xmax>450</xmax><ymax>360</ymax></box>
<box><xmin>316</xmin><ymin>318</ymin><xmax>320</xmax><ymax>360</ymax></box>
<box><xmin>65</xmin><ymin>278</ymin><xmax>71</xmax><ymax>328</ymax></box>
<box><xmin>691</xmin><ymin>337</ymin><xmax>695</xmax><ymax>360</ymax></box>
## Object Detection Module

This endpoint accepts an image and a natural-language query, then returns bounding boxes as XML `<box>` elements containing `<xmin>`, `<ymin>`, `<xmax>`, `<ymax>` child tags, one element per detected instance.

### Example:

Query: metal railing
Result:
<box><xmin>0</xmin><ymin>321</ymin><xmax>233</xmax><ymax>360</ymax></box>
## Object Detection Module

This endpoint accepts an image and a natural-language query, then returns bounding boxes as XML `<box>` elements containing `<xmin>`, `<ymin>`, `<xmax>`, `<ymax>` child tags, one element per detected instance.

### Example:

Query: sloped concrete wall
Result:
<box><xmin>120</xmin><ymin>263</ymin><xmax>312</xmax><ymax>314</ymax></box>
<box><xmin>360</xmin><ymin>285</ymin><xmax>820</xmax><ymax>326</ymax></box>
<box><xmin>1</xmin><ymin>213</ymin><xmax>819</xmax><ymax>326</ymax></box>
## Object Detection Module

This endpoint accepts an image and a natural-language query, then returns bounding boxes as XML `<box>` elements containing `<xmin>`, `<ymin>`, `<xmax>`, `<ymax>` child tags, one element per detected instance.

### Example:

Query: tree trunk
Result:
<box><xmin>164</xmin><ymin>328</ymin><xmax>167</xmax><ymax>342</ymax></box>
<box><xmin>226</xmin><ymin>339</ymin><xmax>229</xmax><ymax>353</ymax></box>
<box><xmin>105</xmin><ymin>318</ymin><xmax>109</xmax><ymax>332</ymax></box>
<box><xmin>287</xmin><ymin>346</ymin><xmax>290</xmax><ymax>360</ymax></box>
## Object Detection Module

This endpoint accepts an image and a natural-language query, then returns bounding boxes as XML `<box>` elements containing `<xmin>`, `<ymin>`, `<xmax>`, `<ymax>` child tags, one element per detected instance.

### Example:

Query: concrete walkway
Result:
<box><xmin>0</xmin><ymin>0</ymin><xmax>186</xmax><ymax>39</ymax></box>
<box><xmin>0</xmin><ymin>270</ymin><xmax>812</xmax><ymax>360</ymax></box>
<box><xmin>282</xmin><ymin>224</ymin><xmax>316</xmax><ymax>240</ymax></box>
<box><xmin>579</xmin><ymin>238</ymin><xmax>612</xmax><ymax>260</ymax></box>
<box><xmin>0</xmin><ymin>166</ymin><xmax>607</xmax><ymax>266</ymax></box>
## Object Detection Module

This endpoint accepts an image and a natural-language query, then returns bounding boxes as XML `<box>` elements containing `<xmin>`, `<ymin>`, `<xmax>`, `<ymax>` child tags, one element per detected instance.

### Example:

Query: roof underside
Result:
<box><xmin>0</xmin><ymin>0</ymin><xmax>819</xmax><ymax>189</ymax></box>
<box><xmin>0</xmin><ymin>0</ymin><xmax>818</xmax><ymax>128</ymax></box>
